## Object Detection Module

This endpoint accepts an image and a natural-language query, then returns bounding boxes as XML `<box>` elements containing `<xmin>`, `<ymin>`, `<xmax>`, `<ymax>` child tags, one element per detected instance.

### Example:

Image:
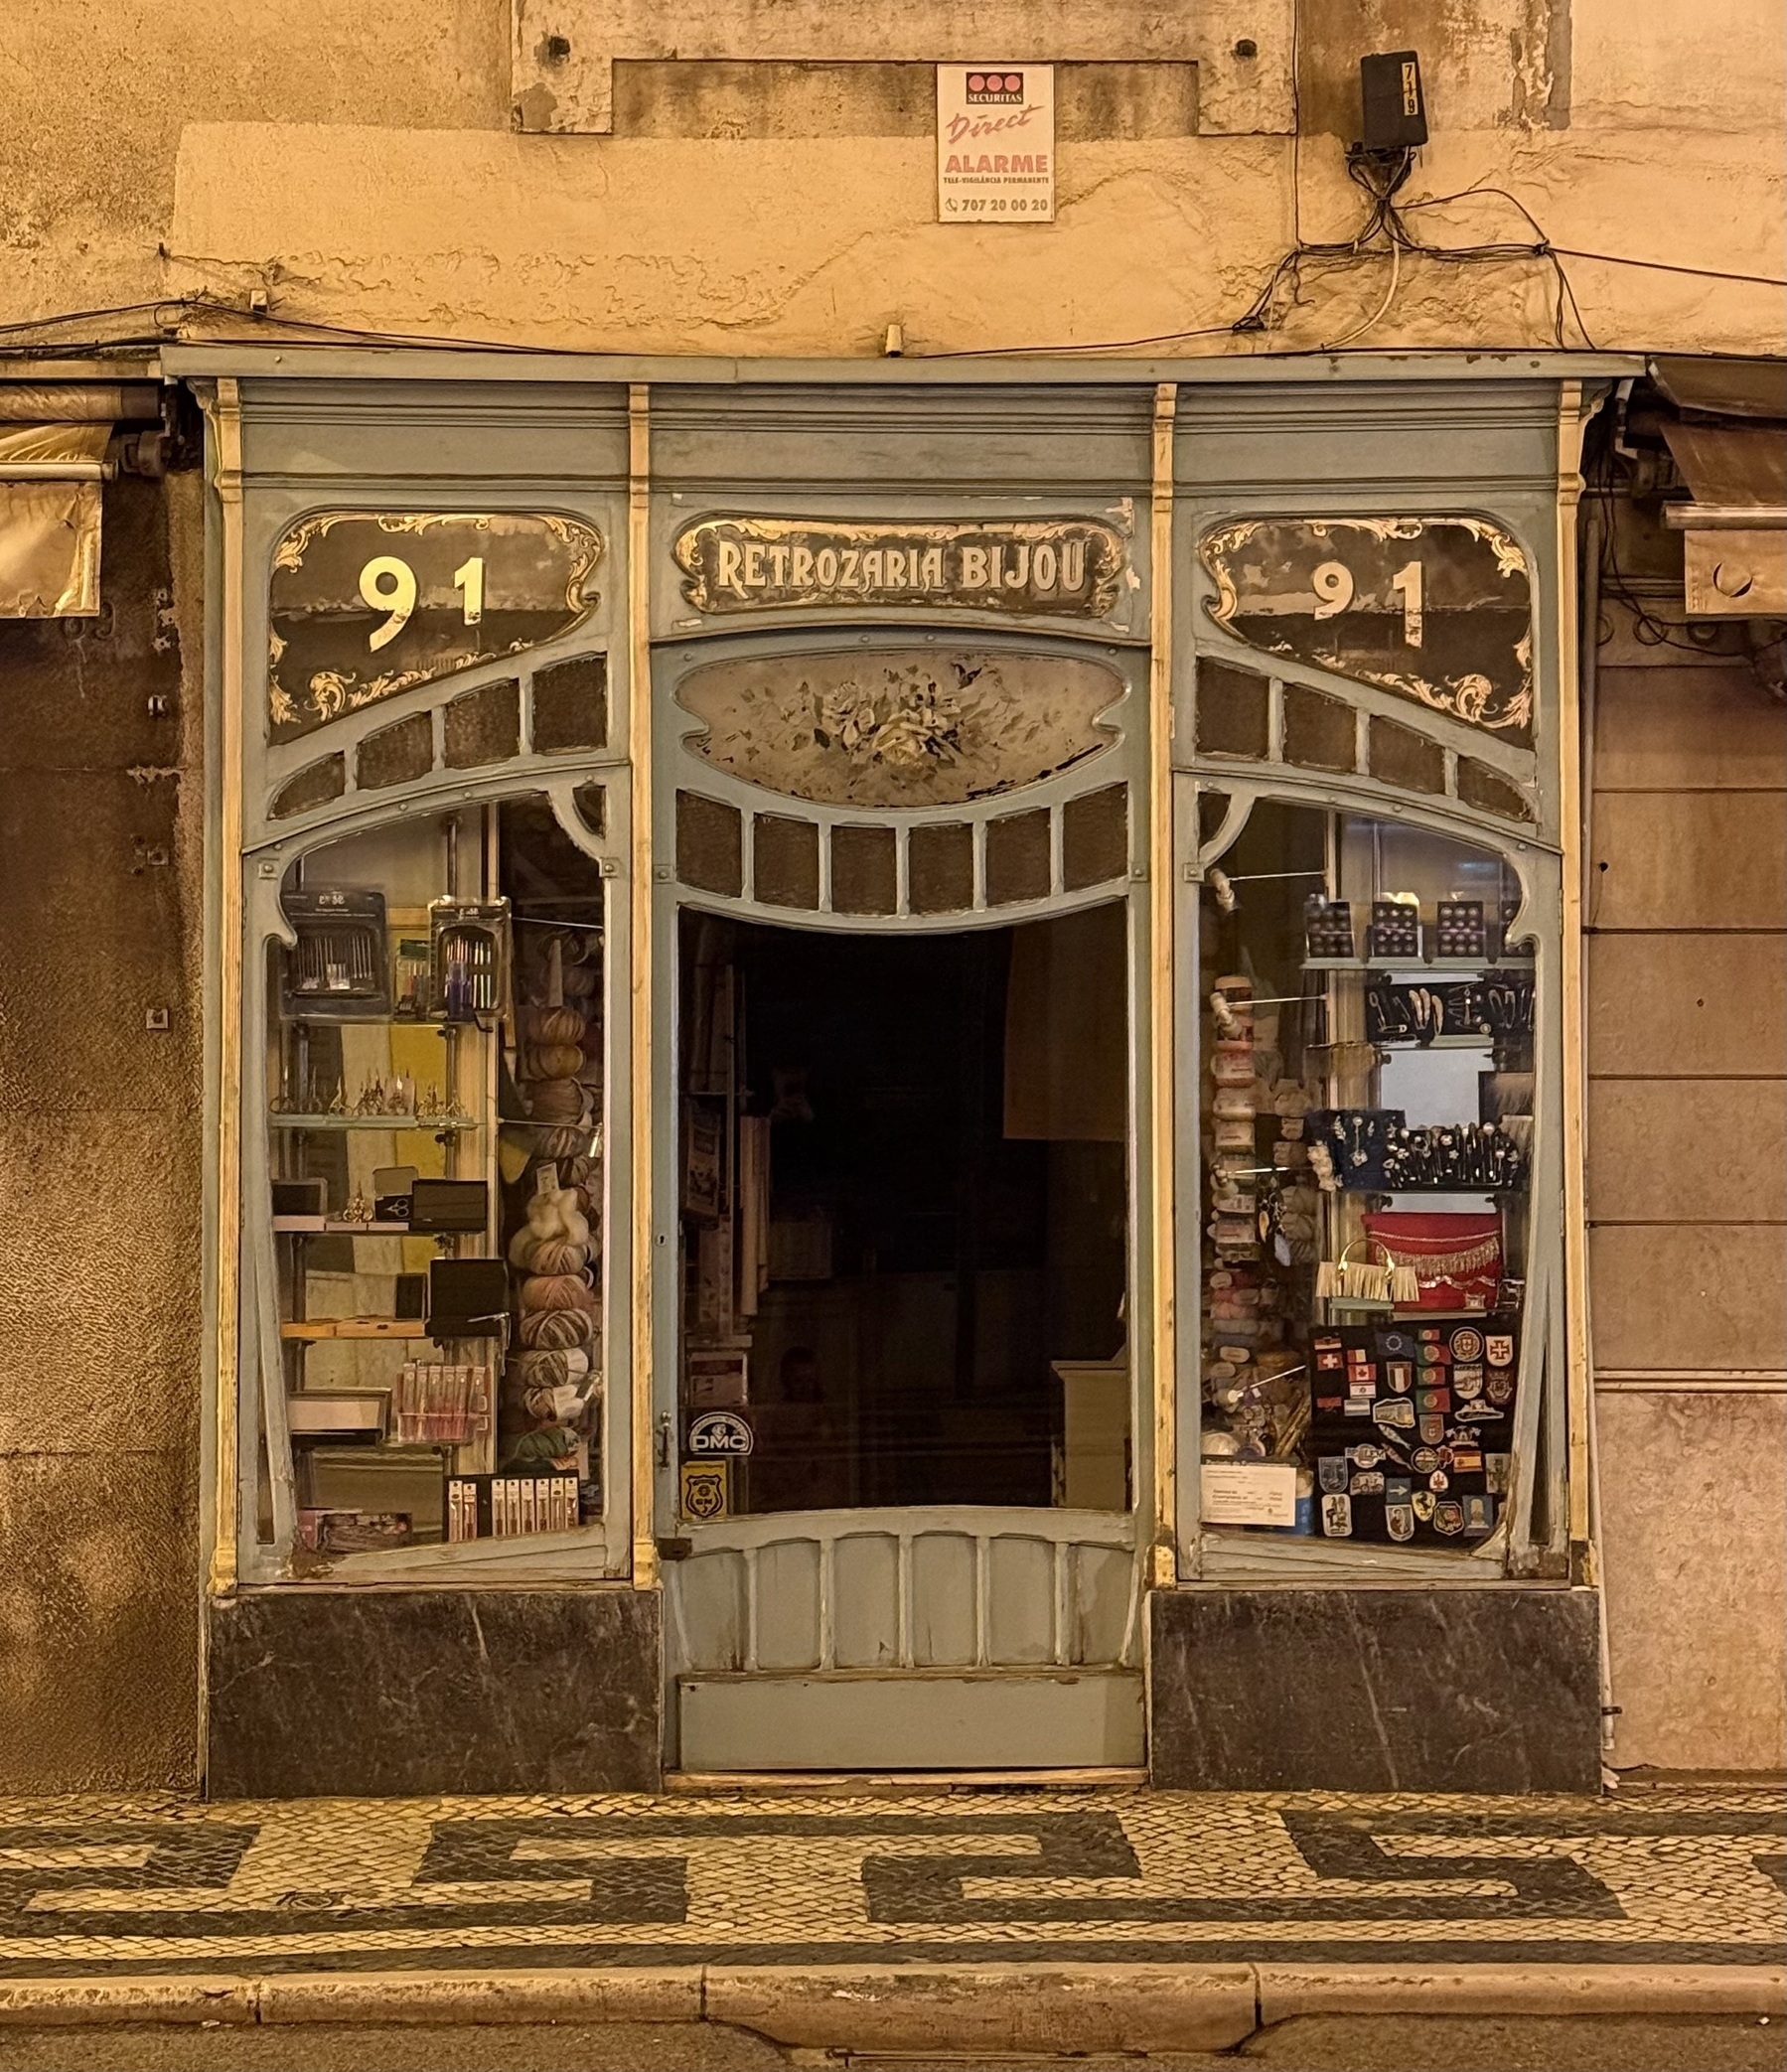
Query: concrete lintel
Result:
<box><xmin>158</xmin><ymin>343</ymin><xmax>1647</xmax><ymax>387</ymax></box>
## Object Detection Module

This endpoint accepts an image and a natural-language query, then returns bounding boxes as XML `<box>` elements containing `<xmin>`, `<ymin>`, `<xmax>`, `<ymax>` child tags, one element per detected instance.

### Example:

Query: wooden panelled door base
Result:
<box><xmin>677</xmin><ymin>1671</ymin><xmax>1145</xmax><ymax>1772</ymax></box>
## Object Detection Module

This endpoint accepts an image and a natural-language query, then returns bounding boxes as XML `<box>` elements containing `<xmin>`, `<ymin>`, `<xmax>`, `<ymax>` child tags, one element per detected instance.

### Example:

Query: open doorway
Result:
<box><xmin>677</xmin><ymin>904</ymin><xmax>1130</xmax><ymax>1518</ymax></box>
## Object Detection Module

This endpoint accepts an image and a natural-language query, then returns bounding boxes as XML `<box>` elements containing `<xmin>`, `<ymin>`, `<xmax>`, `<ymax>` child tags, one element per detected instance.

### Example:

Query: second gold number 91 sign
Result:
<box><xmin>266</xmin><ymin>511</ymin><xmax>602</xmax><ymax>741</ymax></box>
<box><xmin>1199</xmin><ymin>515</ymin><xmax>1532</xmax><ymax>740</ymax></box>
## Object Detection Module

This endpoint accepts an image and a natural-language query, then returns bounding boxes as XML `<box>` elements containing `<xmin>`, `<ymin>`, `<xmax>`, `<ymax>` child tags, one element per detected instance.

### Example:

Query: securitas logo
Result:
<box><xmin>966</xmin><ymin>71</ymin><xmax>1025</xmax><ymax>104</ymax></box>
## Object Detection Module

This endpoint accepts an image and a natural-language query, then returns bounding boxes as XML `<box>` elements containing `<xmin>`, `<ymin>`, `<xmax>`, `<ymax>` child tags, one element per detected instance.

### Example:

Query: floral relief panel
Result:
<box><xmin>674</xmin><ymin>650</ymin><xmax>1127</xmax><ymax>809</ymax></box>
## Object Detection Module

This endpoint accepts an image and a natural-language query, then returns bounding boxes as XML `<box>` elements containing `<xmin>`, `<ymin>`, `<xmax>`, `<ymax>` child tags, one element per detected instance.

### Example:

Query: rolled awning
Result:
<box><xmin>0</xmin><ymin>420</ymin><xmax>112</xmax><ymax>618</ymax></box>
<box><xmin>1660</xmin><ymin>420</ymin><xmax>1787</xmax><ymax>511</ymax></box>
<box><xmin>1649</xmin><ymin>357</ymin><xmax>1787</xmax><ymax>618</ymax></box>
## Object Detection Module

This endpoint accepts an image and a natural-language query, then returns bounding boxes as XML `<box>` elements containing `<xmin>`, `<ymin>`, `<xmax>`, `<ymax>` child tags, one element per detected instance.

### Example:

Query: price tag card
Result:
<box><xmin>1201</xmin><ymin>1460</ymin><xmax>1299</xmax><ymax>1528</ymax></box>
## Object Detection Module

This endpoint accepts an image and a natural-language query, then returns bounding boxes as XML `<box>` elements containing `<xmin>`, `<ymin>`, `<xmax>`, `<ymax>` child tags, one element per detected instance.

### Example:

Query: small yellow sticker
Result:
<box><xmin>679</xmin><ymin>1462</ymin><xmax>730</xmax><ymax>1523</ymax></box>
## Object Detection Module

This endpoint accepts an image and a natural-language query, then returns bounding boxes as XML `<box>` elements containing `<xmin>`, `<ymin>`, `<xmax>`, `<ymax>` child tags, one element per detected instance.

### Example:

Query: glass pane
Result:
<box><xmin>259</xmin><ymin>798</ymin><xmax>608</xmax><ymax>1565</ymax></box>
<box><xmin>677</xmin><ymin>905</ymin><xmax>1129</xmax><ymax>1519</ymax></box>
<box><xmin>1197</xmin><ymin>800</ymin><xmax>1532</xmax><ymax>1554</ymax></box>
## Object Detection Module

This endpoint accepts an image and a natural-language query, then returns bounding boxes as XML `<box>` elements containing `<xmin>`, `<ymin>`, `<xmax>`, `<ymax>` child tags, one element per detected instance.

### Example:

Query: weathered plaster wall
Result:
<box><xmin>2</xmin><ymin>0</ymin><xmax>1781</xmax><ymax>355</ymax></box>
<box><xmin>0</xmin><ymin>471</ymin><xmax>206</xmax><ymax>1790</ymax></box>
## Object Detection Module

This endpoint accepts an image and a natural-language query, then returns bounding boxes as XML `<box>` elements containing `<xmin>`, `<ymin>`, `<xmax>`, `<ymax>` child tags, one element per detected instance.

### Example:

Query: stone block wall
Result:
<box><xmin>1587</xmin><ymin>606</ymin><xmax>1787</xmax><ymax>1774</ymax></box>
<box><xmin>0</xmin><ymin>471</ymin><xmax>206</xmax><ymax>1790</ymax></box>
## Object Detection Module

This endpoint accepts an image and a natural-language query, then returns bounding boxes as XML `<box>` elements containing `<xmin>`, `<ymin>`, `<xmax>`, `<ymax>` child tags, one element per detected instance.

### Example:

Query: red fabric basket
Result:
<box><xmin>1363</xmin><ymin>1209</ymin><xmax>1503</xmax><ymax>1312</ymax></box>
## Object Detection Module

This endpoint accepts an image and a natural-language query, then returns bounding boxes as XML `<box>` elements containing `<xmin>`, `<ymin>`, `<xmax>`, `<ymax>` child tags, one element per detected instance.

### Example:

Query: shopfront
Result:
<box><xmin>190</xmin><ymin>356</ymin><xmax>1609</xmax><ymax>1795</ymax></box>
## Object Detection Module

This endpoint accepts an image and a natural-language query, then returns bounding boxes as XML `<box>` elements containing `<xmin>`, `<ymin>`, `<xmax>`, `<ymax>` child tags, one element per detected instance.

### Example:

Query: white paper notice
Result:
<box><xmin>937</xmin><ymin>66</ymin><xmax>1055</xmax><ymax>223</ymax></box>
<box><xmin>1201</xmin><ymin>1461</ymin><xmax>1299</xmax><ymax>1528</ymax></box>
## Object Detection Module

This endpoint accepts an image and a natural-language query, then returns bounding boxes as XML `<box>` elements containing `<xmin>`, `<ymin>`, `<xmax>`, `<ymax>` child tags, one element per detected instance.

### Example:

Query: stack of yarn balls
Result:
<box><xmin>505</xmin><ymin>936</ymin><xmax>602</xmax><ymax>1442</ymax></box>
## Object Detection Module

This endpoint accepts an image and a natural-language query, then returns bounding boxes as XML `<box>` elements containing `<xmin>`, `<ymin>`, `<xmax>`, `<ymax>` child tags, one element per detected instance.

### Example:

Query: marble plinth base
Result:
<box><xmin>1148</xmin><ymin>1585</ymin><xmax>1601</xmax><ymax>1793</ymax></box>
<box><xmin>206</xmin><ymin>1588</ymin><xmax>662</xmax><ymax>1798</ymax></box>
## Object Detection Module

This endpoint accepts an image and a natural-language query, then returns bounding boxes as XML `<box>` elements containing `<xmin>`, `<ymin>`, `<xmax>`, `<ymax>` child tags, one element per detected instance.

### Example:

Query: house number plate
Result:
<box><xmin>267</xmin><ymin>511</ymin><xmax>602</xmax><ymax>742</ymax></box>
<box><xmin>1199</xmin><ymin>515</ymin><xmax>1534</xmax><ymax>741</ymax></box>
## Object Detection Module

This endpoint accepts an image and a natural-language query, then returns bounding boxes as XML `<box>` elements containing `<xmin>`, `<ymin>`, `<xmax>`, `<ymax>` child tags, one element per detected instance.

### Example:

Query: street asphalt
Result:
<box><xmin>0</xmin><ymin>2015</ymin><xmax>1781</xmax><ymax>2071</ymax></box>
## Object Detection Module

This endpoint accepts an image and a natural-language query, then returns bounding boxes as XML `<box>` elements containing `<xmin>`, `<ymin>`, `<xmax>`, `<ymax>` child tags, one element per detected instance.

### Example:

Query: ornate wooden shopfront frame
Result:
<box><xmin>185</xmin><ymin>352</ymin><xmax>1614</xmax><ymax>1777</ymax></box>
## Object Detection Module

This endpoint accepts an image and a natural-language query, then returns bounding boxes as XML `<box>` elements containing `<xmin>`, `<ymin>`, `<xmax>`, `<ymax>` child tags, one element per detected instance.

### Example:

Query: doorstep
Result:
<box><xmin>676</xmin><ymin>1668</ymin><xmax>1145</xmax><ymax>1771</ymax></box>
<box><xmin>665</xmin><ymin>1765</ymin><xmax>1149</xmax><ymax>1793</ymax></box>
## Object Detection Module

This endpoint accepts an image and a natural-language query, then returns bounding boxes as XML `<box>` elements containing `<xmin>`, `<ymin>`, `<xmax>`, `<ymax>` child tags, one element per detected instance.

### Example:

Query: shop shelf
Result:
<box><xmin>267</xmin><ymin>1113</ymin><xmax>479</xmax><ymax>1131</ymax></box>
<box><xmin>271</xmin><ymin>1218</ymin><xmax>416</xmax><ymax>1235</ymax></box>
<box><xmin>1337</xmin><ymin>1182</ymin><xmax>1521</xmax><ymax>1196</ymax></box>
<box><xmin>1302</xmin><ymin>956</ymin><xmax>1537</xmax><ymax>973</ymax></box>
<box><xmin>1374</xmin><ymin>1033</ymin><xmax>1502</xmax><ymax>1049</ymax></box>
<box><xmin>279</xmin><ymin>1318</ymin><xmax>432</xmax><ymax>1341</ymax></box>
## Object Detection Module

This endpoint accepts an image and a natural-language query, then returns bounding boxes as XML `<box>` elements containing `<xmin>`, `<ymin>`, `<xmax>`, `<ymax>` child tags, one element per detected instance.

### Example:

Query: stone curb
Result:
<box><xmin>0</xmin><ymin>1961</ymin><xmax>1782</xmax><ymax>2042</ymax></box>
<box><xmin>1256</xmin><ymin>1964</ymin><xmax>1787</xmax><ymax>2022</ymax></box>
<box><xmin>704</xmin><ymin>1962</ymin><xmax>1258</xmax><ymax>2054</ymax></box>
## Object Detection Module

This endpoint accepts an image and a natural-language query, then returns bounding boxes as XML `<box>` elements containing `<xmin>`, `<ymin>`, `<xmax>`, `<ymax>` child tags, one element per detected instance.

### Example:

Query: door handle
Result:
<box><xmin>655</xmin><ymin>1411</ymin><xmax>673</xmax><ymax>1468</ymax></box>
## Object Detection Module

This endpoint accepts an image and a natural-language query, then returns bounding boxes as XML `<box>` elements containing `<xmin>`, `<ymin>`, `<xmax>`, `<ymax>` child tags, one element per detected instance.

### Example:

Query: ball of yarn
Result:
<box><xmin>519</xmin><ymin>1307</ymin><xmax>591</xmax><ymax>1350</ymax></box>
<box><xmin>528</xmin><ymin>1239</ymin><xmax>589</xmax><ymax>1277</ymax></box>
<box><xmin>520</xmin><ymin>1272</ymin><xmax>595</xmax><ymax>1314</ymax></box>
<box><xmin>528</xmin><ymin>1079</ymin><xmax>587</xmax><ymax>1124</ymax></box>
<box><xmin>511</xmin><ymin>1348</ymin><xmax>571</xmax><ymax>1391</ymax></box>
<box><xmin>529</xmin><ymin>1005</ymin><xmax>586</xmax><ymax>1046</ymax></box>
<box><xmin>534</xmin><ymin>1125</ymin><xmax>591</xmax><ymax>1162</ymax></box>
<box><xmin>527</xmin><ymin>1043</ymin><xmax>587</xmax><ymax>1081</ymax></box>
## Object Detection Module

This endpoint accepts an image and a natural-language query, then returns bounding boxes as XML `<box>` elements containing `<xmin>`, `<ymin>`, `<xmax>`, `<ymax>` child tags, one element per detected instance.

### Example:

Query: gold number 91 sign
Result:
<box><xmin>1200</xmin><ymin>516</ymin><xmax>1532</xmax><ymax>740</ymax></box>
<box><xmin>267</xmin><ymin>512</ymin><xmax>602</xmax><ymax>741</ymax></box>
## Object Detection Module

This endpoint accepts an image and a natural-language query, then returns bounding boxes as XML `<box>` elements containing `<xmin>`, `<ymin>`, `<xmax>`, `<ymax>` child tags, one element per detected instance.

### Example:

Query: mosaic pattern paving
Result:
<box><xmin>0</xmin><ymin>1790</ymin><xmax>1779</xmax><ymax>1977</ymax></box>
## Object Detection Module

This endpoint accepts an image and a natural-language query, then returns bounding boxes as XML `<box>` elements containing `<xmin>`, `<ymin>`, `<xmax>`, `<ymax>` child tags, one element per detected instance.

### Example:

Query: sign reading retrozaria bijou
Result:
<box><xmin>673</xmin><ymin>516</ymin><xmax>1125</xmax><ymax>618</ymax></box>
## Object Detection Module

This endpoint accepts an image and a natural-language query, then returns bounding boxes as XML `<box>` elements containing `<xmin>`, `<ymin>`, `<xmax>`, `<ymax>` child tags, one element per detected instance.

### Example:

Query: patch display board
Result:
<box><xmin>1307</xmin><ymin>1314</ymin><xmax>1520</xmax><ymax>1547</ymax></box>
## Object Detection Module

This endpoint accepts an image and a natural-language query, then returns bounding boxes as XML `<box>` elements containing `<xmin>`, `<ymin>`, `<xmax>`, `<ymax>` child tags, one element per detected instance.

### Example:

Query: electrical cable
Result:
<box><xmin>0</xmin><ymin>175</ymin><xmax>1780</xmax><ymax>365</ymax></box>
<box><xmin>1319</xmin><ymin>223</ymin><xmax>1402</xmax><ymax>349</ymax></box>
<box><xmin>1553</xmin><ymin>248</ymin><xmax>1787</xmax><ymax>289</ymax></box>
<box><xmin>1588</xmin><ymin>462</ymin><xmax>1727</xmax><ymax>659</ymax></box>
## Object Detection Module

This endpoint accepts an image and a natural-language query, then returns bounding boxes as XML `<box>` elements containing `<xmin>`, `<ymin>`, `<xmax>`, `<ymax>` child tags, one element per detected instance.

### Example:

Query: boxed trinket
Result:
<box><xmin>1367</xmin><ymin>895</ymin><xmax>1422</xmax><ymax>961</ymax></box>
<box><xmin>1306</xmin><ymin>1108</ymin><xmax>1406</xmax><ymax>1190</ymax></box>
<box><xmin>296</xmin><ymin>1509</ymin><xmax>412</xmax><ymax>1554</ymax></box>
<box><xmin>280</xmin><ymin>888</ymin><xmax>391</xmax><ymax>1019</ymax></box>
<box><xmin>1434</xmin><ymin>898</ymin><xmax>1487</xmax><ymax>959</ymax></box>
<box><xmin>1303</xmin><ymin>896</ymin><xmax>1355</xmax><ymax>960</ymax></box>
<box><xmin>303</xmin><ymin>1447</ymin><xmax>446</xmax><ymax>1543</ymax></box>
<box><xmin>445</xmin><ymin>1471</ymin><xmax>581</xmax><ymax>1541</ymax></box>
<box><xmin>428</xmin><ymin>896</ymin><xmax>512</xmax><ymax>1021</ymax></box>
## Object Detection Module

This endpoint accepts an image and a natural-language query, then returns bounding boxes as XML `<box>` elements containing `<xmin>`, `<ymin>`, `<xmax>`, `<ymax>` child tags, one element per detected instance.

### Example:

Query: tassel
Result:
<box><xmin>1391</xmin><ymin>1262</ymin><xmax>1420</xmax><ymax>1306</ymax></box>
<box><xmin>1315</xmin><ymin>1259</ymin><xmax>1339</xmax><ymax>1299</ymax></box>
<box><xmin>1334</xmin><ymin>1258</ymin><xmax>1391</xmax><ymax>1302</ymax></box>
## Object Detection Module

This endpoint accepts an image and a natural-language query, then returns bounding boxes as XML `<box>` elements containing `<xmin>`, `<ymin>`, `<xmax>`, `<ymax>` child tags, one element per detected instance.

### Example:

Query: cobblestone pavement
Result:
<box><xmin>0</xmin><ymin>1787</ymin><xmax>1779</xmax><ymax>1980</ymax></box>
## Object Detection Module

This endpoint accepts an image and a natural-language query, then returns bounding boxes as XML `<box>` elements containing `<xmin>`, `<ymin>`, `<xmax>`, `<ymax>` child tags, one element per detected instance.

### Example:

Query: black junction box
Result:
<box><xmin>1360</xmin><ymin>51</ymin><xmax>1428</xmax><ymax>150</ymax></box>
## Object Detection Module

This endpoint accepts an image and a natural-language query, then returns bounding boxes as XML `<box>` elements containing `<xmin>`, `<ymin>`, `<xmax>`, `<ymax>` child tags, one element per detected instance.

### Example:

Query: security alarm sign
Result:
<box><xmin>937</xmin><ymin>65</ymin><xmax>1055</xmax><ymax>222</ymax></box>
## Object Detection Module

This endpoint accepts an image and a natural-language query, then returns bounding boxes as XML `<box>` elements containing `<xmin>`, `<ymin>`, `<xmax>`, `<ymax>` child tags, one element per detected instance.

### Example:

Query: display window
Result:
<box><xmin>1193</xmin><ymin>799</ymin><xmax>1537</xmax><ymax>1552</ymax></box>
<box><xmin>248</xmin><ymin>794</ymin><xmax>616</xmax><ymax>1572</ymax></box>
